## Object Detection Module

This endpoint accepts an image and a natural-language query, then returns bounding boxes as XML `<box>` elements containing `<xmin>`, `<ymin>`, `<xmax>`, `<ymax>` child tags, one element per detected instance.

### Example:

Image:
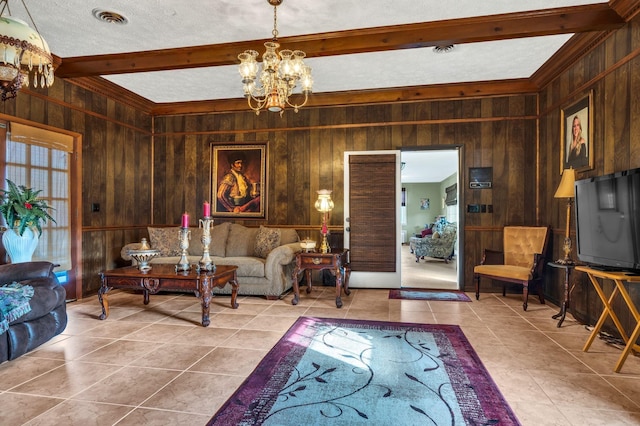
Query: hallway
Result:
<box><xmin>401</xmin><ymin>244</ymin><xmax>458</xmax><ymax>290</ymax></box>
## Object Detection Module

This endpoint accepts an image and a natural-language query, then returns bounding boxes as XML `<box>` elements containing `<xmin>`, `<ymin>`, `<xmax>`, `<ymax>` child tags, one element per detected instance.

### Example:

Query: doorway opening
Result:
<box><xmin>400</xmin><ymin>148</ymin><xmax>460</xmax><ymax>289</ymax></box>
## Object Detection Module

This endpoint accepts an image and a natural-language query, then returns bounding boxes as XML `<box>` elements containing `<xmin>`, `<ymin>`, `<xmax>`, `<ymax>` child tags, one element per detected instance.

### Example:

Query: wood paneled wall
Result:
<box><xmin>153</xmin><ymin>96</ymin><xmax>539</xmax><ymax>297</ymax></box>
<box><xmin>0</xmin><ymin>82</ymin><xmax>153</xmax><ymax>295</ymax></box>
<box><xmin>540</xmin><ymin>17</ymin><xmax>640</xmax><ymax>332</ymax></box>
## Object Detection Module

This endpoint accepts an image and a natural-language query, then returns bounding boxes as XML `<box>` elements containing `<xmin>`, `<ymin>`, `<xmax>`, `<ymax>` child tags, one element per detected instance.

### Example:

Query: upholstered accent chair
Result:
<box><xmin>474</xmin><ymin>226</ymin><xmax>551</xmax><ymax>311</ymax></box>
<box><xmin>412</xmin><ymin>222</ymin><xmax>457</xmax><ymax>263</ymax></box>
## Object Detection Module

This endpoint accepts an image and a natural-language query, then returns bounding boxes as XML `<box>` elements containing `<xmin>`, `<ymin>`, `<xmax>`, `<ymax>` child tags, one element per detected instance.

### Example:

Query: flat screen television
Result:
<box><xmin>574</xmin><ymin>167</ymin><xmax>640</xmax><ymax>272</ymax></box>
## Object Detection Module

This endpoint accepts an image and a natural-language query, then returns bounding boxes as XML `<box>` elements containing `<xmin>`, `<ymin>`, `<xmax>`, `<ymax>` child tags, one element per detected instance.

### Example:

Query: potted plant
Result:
<box><xmin>0</xmin><ymin>180</ymin><xmax>55</xmax><ymax>263</ymax></box>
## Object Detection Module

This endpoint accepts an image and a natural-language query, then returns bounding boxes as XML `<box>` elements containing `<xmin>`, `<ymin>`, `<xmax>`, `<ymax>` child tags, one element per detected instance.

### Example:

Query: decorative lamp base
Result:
<box><xmin>556</xmin><ymin>236</ymin><xmax>574</xmax><ymax>265</ymax></box>
<box><xmin>319</xmin><ymin>234</ymin><xmax>330</xmax><ymax>254</ymax></box>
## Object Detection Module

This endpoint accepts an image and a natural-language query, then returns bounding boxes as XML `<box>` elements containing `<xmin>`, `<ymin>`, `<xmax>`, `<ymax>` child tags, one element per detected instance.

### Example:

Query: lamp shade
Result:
<box><xmin>554</xmin><ymin>168</ymin><xmax>576</xmax><ymax>199</ymax></box>
<box><xmin>314</xmin><ymin>189</ymin><xmax>334</xmax><ymax>212</ymax></box>
<box><xmin>0</xmin><ymin>10</ymin><xmax>55</xmax><ymax>101</ymax></box>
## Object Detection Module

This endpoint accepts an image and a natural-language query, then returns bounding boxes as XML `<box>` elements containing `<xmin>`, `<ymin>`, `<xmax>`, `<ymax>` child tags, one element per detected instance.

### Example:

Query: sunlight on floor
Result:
<box><xmin>400</xmin><ymin>244</ymin><xmax>458</xmax><ymax>290</ymax></box>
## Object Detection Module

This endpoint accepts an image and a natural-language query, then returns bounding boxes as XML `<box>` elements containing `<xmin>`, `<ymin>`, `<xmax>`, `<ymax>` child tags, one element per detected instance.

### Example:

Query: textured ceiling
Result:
<box><xmin>5</xmin><ymin>0</ymin><xmax>608</xmax><ymax>104</ymax></box>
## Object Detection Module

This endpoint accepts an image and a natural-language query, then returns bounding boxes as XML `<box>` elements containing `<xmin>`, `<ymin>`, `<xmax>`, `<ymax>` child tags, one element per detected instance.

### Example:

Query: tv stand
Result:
<box><xmin>589</xmin><ymin>265</ymin><xmax>625</xmax><ymax>272</ymax></box>
<box><xmin>575</xmin><ymin>266</ymin><xmax>640</xmax><ymax>373</ymax></box>
<box><xmin>588</xmin><ymin>264</ymin><xmax>640</xmax><ymax>276</ymax></box>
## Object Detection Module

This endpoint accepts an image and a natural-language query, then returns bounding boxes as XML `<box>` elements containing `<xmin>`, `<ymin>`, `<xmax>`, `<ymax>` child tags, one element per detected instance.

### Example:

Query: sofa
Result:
<box><xmin>409</xmin><ymin>222</ymin><xmax>457</xmax><ymax>263</ymax></box>
<box><xmin>0</xmin><ymin>261</ymin><xmax>67</xmax><ymax>364</ymax></box>
<box><xmin>121</xmin><ymin>222</ymin><xmax>302</xmax><ymax>299</ymax></box>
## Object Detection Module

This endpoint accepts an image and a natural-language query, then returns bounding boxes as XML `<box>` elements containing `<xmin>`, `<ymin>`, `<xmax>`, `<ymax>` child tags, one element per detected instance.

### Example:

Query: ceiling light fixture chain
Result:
<box><xmin>238</xmin><ymin>0</ymin><xmax>312</xmax><ymax>116</ymax></box>
<box><xmin>0</xmin><ymin>0</ymin><xmax>54</xmax><ymax>101</ymax></box>
<box><xmin>271</xmin><ymin>1</ymin><xmax>278</xmax><ymax>40</ymax></box>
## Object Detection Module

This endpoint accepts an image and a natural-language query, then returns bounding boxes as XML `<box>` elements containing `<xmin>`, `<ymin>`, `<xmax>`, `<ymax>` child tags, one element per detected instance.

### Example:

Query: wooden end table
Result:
<box><xmin>291</xmin><ymin>249</ymin><xmax>350</xmax><ymax>308</ymax></box>
<box><xmin>548</xmin><ymin>261</ymin><xmax>576</xmax><ymax>327</ymax></box>
<box><xmin>99</xmin><ymin>264</ymin><xmax>239</xmax><ymax>327</ymax></box>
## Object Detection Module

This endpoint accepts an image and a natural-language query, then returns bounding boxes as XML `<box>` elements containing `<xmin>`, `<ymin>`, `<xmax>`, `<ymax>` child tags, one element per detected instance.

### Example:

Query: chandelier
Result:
<box><xmin>0</xmin><ymin>0</ymin><xmax>54</xmax><ymax>101</ymax></box>
<box><xmin>238</xmin><ymin>0</ymin><xmax>313</xmax><ymax>115</ymax></box>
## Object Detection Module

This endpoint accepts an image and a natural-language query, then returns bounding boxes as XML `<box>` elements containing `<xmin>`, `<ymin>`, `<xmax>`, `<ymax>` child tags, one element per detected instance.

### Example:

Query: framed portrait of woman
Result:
<box><xmin>210</xmin><ymin>142</ymin><xmax>268</xmax><ymax>219</ymax></box>
<box><xmin>560</xmin><ymin>91</ymin><xmax>593</xmax><ymax>174</ymax></box>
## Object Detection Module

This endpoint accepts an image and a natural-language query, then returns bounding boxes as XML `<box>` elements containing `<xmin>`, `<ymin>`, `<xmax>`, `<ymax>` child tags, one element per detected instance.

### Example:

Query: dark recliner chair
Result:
<box><xmin>0</xmin><ymin>261</ymin><xmax>67</xmax><ymax>363</ymax></box>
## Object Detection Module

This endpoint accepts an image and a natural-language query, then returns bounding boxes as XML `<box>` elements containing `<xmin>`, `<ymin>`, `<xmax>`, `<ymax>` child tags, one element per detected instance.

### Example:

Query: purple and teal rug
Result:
<box><xmin>389</xmin><ymin>288</ymin><xmax>472</xmax><ymax>302</ymax></box>
<box><xmin>208</xmin><ymin>317</ymin><xmax>520</xmax><ymax>425</ymax></box>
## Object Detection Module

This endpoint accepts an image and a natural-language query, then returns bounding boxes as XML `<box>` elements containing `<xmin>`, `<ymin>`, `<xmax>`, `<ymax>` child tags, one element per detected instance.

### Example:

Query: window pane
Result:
<box><xmin>6</xmin><ymin>141</ymin><xmax>26</xmax><ymax>163</ymax></box>
<box><xmin>31</xmin><ymin>145</ymin><xmax>49</xmax><ymax>167</ymax></box>
<box><xmin>31</xmin><ymin>168</ymin><xmax>49</xmax><ymax>197</ymax></box>
<box><xmin>5</xmin><ymin>165</ymin><xmax>26</xmax><ymax>185</ymax></box>
<box><xmin>51</xmin><ymin>171</ymin><xmax>68</xmax><ymax>198</ymax></box>
<box><xmin>51</xmin><ymin>150</ymin><xmax>68</xmax><ymax>170</ymax></box>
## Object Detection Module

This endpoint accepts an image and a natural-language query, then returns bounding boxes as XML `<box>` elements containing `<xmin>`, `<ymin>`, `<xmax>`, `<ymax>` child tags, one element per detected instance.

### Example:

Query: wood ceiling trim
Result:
<box><xmin>530</xmin><ymin>31</ymin><xmax>612</xmax><ymax>88</ymax></box>
<box><xmin>149</xmin><ymin>79</ymin><xmax>537</xmax><ymax>116</ymax></box>
<box><xmin>56</xmin><ymin>4</ymin><xmax>624</xmax><ymax>78</ymax></box>
<box><xmin>69</xmin><ymin>77</ymin><xmax>155</xmax><ymax>113</ymax></box>
<box><xmin>609</xmin><ymin>0</ymin><xmax>640</xmax><ymax>20</ymax></box>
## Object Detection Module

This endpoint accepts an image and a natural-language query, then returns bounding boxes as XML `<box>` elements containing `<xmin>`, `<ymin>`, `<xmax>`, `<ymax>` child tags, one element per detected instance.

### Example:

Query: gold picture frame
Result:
<box><xmin>560</xmin><ymin>91</ymin><xmax>594</xmax><ymax>174</ymax></box>
<box><xmin>210</xmin><ymin>142</ymin><xmax>267</xmax><ymax>219</ymax></box>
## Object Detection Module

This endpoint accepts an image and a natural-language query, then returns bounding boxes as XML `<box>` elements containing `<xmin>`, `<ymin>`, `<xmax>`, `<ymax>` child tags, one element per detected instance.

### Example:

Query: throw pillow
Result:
<box><xmin>147</xmin><ymin>227</ymin><xmax>181</xmax><ymax>256</ymax></box>
<box><xmin>187</xmin><ymin>222</ymin><xmax>231</xmax><ymax>257</ymax></box>
<box><xmin>226</xmin><ymin>224</ymin><xmax>260</xmax><ymax>257</ymax></box>
<box><xmin>432</xmin><ymin>231</ymin><xmax>440</xmax><ymax>239</ymax></box>
<box><xmin>254</xmin><ymin>226</ymin><xmax>281</xmax><ymax>258</ymax></box>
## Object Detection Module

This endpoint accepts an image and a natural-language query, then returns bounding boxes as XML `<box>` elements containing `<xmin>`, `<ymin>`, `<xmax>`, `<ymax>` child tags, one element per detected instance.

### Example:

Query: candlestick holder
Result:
<box><xmin>198</xmin><ymin>216</ymin><xmax>216</xmax><ymax>272</ymax></box>
<box><xmin>176</xmin><ymin>227</ymin><xmax>192</xmax><ymax>272</ymax></box>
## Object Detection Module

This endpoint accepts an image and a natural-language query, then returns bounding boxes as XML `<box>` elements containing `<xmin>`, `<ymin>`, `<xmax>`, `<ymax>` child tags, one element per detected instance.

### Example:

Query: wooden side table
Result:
<box><xmin>575</xmin><ymin>265</ymin><xmax>640</xmax><ymax>373</ymax></box>
<box><xmin>291</xmin><ymin>249</ymin><xmax>351</xmax><ymax>308</ymax></box>
<box><xmin>548</xmin><ymin>261</ymin><xmax>576</xmax><ymax>327</ymax></box>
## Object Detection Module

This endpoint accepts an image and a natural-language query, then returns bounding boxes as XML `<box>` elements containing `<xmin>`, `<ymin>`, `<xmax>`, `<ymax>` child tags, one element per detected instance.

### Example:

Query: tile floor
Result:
<box><xmin>400</xmin><ymin>244</ymin><xmax>457</xmax><ymax>289</ymax></box>
<box><xmin>1</xmin><ymin>286</ymin><xmax>639</xmax><ymax>425</ymax></box>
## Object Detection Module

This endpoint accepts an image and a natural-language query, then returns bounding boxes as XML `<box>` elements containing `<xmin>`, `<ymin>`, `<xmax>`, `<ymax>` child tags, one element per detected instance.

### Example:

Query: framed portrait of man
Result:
<box><xmin>560</xmin><ymin>91</ymin><xmax>594</xmax><ymax>174</ymax></box>
<box><xmin>210</xmin><ymin>142</ymin><xmax>268</xmax><ymax>219</ymax></box>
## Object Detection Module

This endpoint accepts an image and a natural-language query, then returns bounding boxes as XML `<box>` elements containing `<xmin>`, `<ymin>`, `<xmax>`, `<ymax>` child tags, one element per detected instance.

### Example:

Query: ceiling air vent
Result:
<box><xmin>433</xmin><ymin>45</ymin><xmax>455</xmax><ymax>54</ymax></box>
<box><xmin>92</xmin><ymin>9</ymin><xmax>129</xmax><ymax>25</ymax></box>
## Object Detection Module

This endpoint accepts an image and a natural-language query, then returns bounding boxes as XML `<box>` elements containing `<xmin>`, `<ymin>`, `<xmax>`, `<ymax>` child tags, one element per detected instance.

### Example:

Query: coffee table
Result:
<box><xmin>99</xmin><ymin>264</ymin><xmax>238</xmax><ymax>327</ymax></box>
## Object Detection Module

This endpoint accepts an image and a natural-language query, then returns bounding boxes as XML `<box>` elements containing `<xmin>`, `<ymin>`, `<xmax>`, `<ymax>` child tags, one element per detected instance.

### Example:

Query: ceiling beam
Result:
<box><xmin>56</xmin><ymin>4</ymin><xmax>624</xmax><ymax>78</ymax></box>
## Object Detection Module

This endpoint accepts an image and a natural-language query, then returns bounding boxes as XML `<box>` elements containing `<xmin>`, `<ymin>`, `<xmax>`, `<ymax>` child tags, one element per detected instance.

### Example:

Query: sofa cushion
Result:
<box><xmin>188</xmin><ymin>221</ymin><xmax>230</xmax><ymax>257</ymax></box>
<box><xmin>280</xmin><ymin>228</ymin><xmax>300</xmax><ymax>245</ymax></box>
<box><xmin>147</xmin><ymin>227</ymin><xmax>181</xmax><ymax>256</ymax></box>
<box><xmin>216</xmin><ymin>257</ymin><xmax>265</xmax><ymax>278</ymax></box>
<box><xmin>254</xmin><ymin>226</ymin><xmax>281</xmax><ymax>258</ymax></box>
<box><xmin>421</xmin><ymin>228</ymin><xmax>433</xmax><ymax>237</ymax></box>
<box><xmin>226</xmin><ymin>224</ymin><xmax>260</xmax><ymax>257</ymax></box>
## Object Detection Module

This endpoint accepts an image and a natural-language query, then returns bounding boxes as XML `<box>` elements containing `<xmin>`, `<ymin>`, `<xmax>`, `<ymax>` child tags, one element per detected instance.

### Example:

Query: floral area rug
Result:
<box><xmin>389</xmin><ymin>288</ymin><xmax>472</xmax><ymax>302</ymax></box>
<box><xmin>208</xmin><ymin>317</ymin><xmax>519</xmax><ymax>425</ymax></box>
<box><xmin>0</xmin><ymin>282</ymin><xmax>34</xmax><ymax>334</ymax></box>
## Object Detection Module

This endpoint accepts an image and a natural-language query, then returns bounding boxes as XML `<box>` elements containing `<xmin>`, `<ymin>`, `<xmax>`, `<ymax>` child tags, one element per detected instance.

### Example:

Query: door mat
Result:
<box><xmin>389</xmin><ymin>288</ymin><xmax>472</xmax><ymax>302</ymax></box>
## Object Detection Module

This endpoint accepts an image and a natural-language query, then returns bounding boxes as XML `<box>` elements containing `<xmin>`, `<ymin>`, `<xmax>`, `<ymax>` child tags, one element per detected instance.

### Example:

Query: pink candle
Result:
<box><xmin>203</xmin><ymin>201</ymin><xmax>210</xmax><ymax>217</ymax></box>
<box><xmin>181</xmin><ymin>212</ymin><xmax>189</xmax><ymax>228</ymax></box>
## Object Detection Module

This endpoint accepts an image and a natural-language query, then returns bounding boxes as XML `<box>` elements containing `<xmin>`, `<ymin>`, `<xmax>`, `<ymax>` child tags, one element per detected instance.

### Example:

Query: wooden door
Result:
<box><xmin>344</xmin><ymin>151</ymin><xmax>401</xmax><ymax>288</ymax></box>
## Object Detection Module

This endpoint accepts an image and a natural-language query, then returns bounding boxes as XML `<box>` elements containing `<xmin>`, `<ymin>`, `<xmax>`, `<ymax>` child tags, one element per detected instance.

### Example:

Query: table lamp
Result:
<box><xmin>554</xmin><ymin>168</ymin><xmax>576</xmax><ymax>264</ymax></box>
<box><xmin>315</xmin><ymin>189</ymin><xmax>334</xmax><ymax>253</ymax></box>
